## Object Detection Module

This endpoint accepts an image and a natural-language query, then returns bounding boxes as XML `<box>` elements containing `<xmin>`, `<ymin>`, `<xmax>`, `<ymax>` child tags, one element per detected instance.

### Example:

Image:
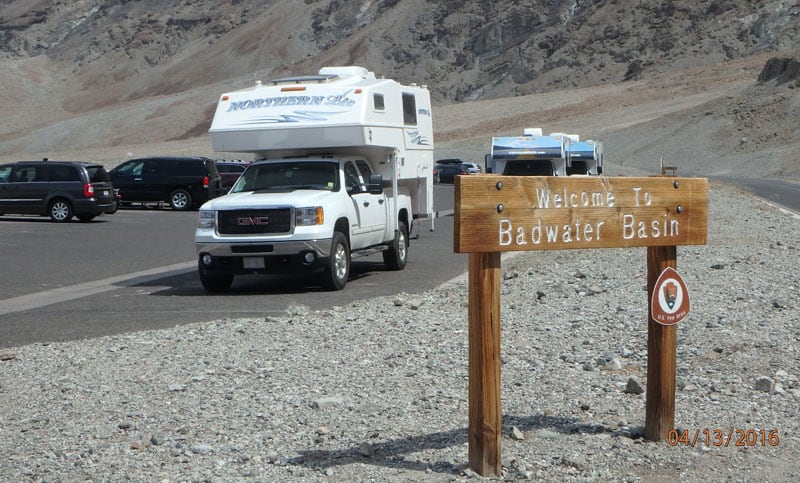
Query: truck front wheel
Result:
<box><xmin>322</xmin><ymin>232</ymin><xmax>350</xmax><ymax>290</ymax></box>
<box><xmin>198</xmin><ymin>264</ymin><xmax>234</xmax><ymax>293</ymax></box>
<box><xmin>383</xmin><ymin>220</ymin><xmax>408</xmax><ymax>270</ymax></box>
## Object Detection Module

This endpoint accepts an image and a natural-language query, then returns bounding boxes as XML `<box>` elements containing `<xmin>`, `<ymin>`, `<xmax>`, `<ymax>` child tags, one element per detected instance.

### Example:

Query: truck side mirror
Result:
<box><xmin>367</xmin><ymin>173</ymin><xmax>383</xmax><ymax>194</ymax></box>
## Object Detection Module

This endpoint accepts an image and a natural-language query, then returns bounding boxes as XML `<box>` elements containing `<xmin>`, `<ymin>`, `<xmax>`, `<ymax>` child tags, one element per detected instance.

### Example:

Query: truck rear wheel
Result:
<box><xmin>198</xmin><ymin>264</ymin><xmax>234</xmax><ymax>293</ymax></box>
<box><xmin>383</xmin><ymin>220</ymin><xmax>408</xmax><ymax>270</ymax></box>
<box><xmin>322</xmin><ymin>232</ymin><xmax>350</xmax><ymax>290</ymax></box>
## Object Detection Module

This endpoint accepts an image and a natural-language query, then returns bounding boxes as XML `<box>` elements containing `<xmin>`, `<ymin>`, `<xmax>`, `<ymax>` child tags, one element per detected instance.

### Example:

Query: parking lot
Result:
<box><xmin>0</xmin><ymin>185</ymin><xmax>465</xmax><ymax>348</ymax></box>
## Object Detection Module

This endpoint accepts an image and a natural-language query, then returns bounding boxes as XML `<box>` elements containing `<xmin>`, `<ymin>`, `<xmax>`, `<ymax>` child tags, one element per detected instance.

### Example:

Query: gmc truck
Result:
<box><xmin>195</xmin><ymin>66</ymin><xmax>434</xmax><ymax>291</ymax></box>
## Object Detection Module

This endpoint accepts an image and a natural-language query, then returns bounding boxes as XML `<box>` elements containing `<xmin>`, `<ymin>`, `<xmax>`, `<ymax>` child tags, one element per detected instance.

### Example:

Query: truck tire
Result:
<box><xmin>383</xmin><ymin>220</ymin><xmax>408</xmax><ymax>270</ymax></box>
<box><xmin>198</xmin><ymin>265</ymin><xmax>234</xmax><ymax>293</ymax></box>
<box><xmin>169</xmin><ymin>189</ymin><xmax>192</xmax><ymax>211</ymax></box>
<box><xmin>322</xmin><ymin>231</ymin><xmax>350</xmax><ymax>290</ymax></box>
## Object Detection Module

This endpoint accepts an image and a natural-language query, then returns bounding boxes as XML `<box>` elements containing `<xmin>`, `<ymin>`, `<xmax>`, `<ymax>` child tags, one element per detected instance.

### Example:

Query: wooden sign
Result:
<box><xmin>454</xmin><ymin>176</ymin><xmax>708</xmax><ymax>252</ymax></box>
<box><xmin>456</xmin><ymin>174</ymin><xmax>709</xmax><ymax>477</ymax></box>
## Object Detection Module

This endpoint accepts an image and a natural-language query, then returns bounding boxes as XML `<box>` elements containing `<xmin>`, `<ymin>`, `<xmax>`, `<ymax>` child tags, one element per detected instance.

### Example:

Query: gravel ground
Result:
<box><xmin>1</xmin><ymin>183</ymin><xmax>798</xmax><ymax>482</ymax></box>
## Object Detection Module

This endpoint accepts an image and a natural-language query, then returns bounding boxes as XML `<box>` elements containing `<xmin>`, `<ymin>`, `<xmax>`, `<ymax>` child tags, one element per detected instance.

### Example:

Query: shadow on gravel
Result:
<box><xmin>286</xmin><ymin>414</ymin><xmax>609</xmax><ymax>476</ymax></box>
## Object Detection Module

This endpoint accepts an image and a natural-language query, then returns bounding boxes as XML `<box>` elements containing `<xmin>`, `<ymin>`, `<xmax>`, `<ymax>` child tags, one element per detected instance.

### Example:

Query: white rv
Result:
<box><xmin>568</xmin><ymin>139</ymin><xmax>604</xmax><ymax>175</ymax></box>
<box><xmin>485</xmin><ymin>128</ymin><xmax>571</xmax><ymax>176</ymax></box>
<box><xmin>195</xmin><ymin>66</ymin><xmax>434</xmax><ymax>291</ymax></box>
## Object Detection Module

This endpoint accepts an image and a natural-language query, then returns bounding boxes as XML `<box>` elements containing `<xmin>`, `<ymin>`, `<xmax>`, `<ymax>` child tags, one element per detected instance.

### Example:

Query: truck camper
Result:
<box><xmin>485</xmin><ymin>128</ymin><xmax>571</xmax><ymax>176</ymax></box>
<box><xmin>568</xmin><ymin>139</ymin><xmax>604</xmax><ymax>175</ymax></box>
<box><xmin>196</xmin><ymin>66</ymin><xmax>434</xmax><ymax>291</ymax></box>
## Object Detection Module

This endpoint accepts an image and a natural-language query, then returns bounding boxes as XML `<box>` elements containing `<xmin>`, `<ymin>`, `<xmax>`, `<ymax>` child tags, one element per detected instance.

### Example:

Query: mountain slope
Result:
<box><xmin>0</xmin><ymin>0</ymin><xmax>799</xmax><ymax>179</ymax></box>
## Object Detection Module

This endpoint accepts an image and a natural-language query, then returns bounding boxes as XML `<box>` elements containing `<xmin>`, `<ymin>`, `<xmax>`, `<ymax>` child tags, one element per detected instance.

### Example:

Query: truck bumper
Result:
<box><xmin>196</xmin><ymin>238</ymin><xmax>333</xmax><ymax>275</ymax></box>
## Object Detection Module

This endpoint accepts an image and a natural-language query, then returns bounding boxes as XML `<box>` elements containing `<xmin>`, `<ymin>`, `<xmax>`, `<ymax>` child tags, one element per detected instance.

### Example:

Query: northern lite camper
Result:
<box><xmin>195</xmin><ymin>66</ymin><xmax>434</xmax><ymax>291</ymax></box>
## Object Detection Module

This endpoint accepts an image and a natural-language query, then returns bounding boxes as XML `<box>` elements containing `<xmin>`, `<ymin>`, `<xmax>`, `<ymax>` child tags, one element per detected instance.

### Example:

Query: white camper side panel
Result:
<box><xmin>208</xmin><ymin>67</ymin><xmax>434</xmax><ymax>217</ymax></box>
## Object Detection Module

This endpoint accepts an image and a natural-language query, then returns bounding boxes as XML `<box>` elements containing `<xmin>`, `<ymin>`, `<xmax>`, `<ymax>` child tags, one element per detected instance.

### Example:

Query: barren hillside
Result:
<box><xmin>0</xmin><ymin>0</ymin><xmax>799</xmax><ymax>179</ymax></box>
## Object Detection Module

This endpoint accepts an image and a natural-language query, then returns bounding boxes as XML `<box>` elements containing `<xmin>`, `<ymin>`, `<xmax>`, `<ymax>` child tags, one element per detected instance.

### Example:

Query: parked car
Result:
<box><xmin>434</xmin><ymin>163</ymin><xmax>469</xmax><ymax>183</ymax></box>
<box><xmin>435</xmin><ymin>158</ymin><xmax>481</xmax><ymax>175</ymax></box>
<box><xmin>462</xmin><ymin>162</ymin><xmax>482</xmax><ymax>174</ymax></box>
<box><xmin>435</xmin><ymin>158</ymin><xmax>464</xmax><ymax>165</ymax></box>
<box><xmin>109</xmin><ymin>156</ymin><xmax>223</xmax><ymax>210</ymax></box>
<box><xmin>0</xmin><ymin>160</ymin><xmax>117</xmax><ymax>222</ymax></box>
<box><xmin>214</xmin><ymin>160</ymin><xmax>250</xmax><ymax>190</ymax></box>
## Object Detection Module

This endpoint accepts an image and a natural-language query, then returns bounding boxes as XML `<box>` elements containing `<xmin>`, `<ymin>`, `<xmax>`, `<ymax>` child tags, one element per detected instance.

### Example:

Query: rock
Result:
<box><xmin>357</xmin><ymin>442</ymin><xmax>374</xmax><ymax>457</ymax></box>
<box><xmin>150</xmin><ymin>433</ymin><xmax>167</xmax><ymax>446</ymax></box>
<box><xmin>510</xmin><ymin>426</ymin><xmax>525</xmax><ymax>440</ymax></box>
<box><xmin>191</xmin><ymin>444</ymin><xmax>214</xmax><ymax>454</ymax></box>
<box><xmin>0</xmin><ymin>352</ymin><xmax>17</xmax><ymax>361</ymax></box>
<box><xmin>754</xmin><ymin>376</ymin><xmax>774</xmax><ymax>393</ymax></box>
<box><xmin>772</xmin><ymin>299</ymin><xmax>788</xmax><ymax>309</ymax></box>
<box><xmin>311</xmin><ymin>396</ymin><xmax>344</xmax><ymax>409</ymax></box>
<box><xmin>625</xmin><ymin>377</ymin><xmax>644</xmax><ymax>395</ymax></box>
<box><xmin>535</xmin><ymin>429</ymin><xmax>561</xmax><ymax>440</ymax></box>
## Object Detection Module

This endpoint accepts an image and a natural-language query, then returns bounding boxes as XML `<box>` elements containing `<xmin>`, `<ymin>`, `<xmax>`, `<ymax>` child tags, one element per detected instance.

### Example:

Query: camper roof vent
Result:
<box><xmin>319</xmin><ymin>66</ymin><xmax>374</xmax><ymax>80</ymax></box>
<box><xmin>269</xmin><ymin>74</ymin><xmax>338</xmax><ymax>85</ymax></box>
<box><xmin>523</xmin><ymin>128</ymin><xmax>543</xmax><ymax>137</ymax></box>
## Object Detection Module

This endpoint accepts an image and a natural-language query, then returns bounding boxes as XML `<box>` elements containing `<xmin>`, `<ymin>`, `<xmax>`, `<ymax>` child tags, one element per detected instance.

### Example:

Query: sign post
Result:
<box><xmin>467</xmin><ymin>252</ymin><xmax>502</xmax><ymax>475</ymax></box>
<box><xmin>454</xmin><ymin>175</ymin><xmax>708</xmax><ymax>477</ymax></box>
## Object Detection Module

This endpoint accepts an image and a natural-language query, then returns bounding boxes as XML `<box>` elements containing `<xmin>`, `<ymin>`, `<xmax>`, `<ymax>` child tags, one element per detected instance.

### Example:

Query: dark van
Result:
<box><xmin>0</xmin><ymin>160</ymin><xmax>117</xmax><ymax>222</ymax></box>
<box><xmin>109</xmin><ymin>156</ymin><xmax>223</xmax><ymax>210</ymax></box>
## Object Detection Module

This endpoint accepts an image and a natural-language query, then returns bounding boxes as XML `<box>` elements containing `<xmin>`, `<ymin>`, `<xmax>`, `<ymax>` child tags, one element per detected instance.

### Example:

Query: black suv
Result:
<box><xmin>109</xmin><ymin>156</ymin><xmax>223</xmax><ymax>210</ymax></box>
<box><xmin>0</xmin><ymin>160</ymin><xmax>117</xmax><ymax>222</ymax></box>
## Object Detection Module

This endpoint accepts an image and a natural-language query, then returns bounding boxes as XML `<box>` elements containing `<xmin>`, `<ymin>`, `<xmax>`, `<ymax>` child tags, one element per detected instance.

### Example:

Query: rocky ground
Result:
<box><xmin>1</xmin><ymin>3</ymin><xmax>799</xmax><ymax>481</ymax></box>
<box><xmin>1</xmin><ymin>182</ymin><xmax>797</xmax><ymax>481</ymax></box>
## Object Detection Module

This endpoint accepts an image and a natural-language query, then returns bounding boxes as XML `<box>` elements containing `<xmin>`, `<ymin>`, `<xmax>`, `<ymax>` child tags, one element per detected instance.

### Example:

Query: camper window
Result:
<box><xmin>402</xmin><ymin>93</ymin><xmax>417</xmax><ymax>125</ymax></box>
<box><xmin>373</xmin><ymin>93</ymin><xmax>385</xmax><ymax>111</ymax></box>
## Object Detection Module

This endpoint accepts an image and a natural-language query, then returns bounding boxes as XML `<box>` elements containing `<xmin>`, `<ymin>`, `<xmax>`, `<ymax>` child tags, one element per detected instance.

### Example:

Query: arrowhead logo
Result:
<box><xmin>651</xmin><ymin>267</ymin><xmax>690</xmax><ymax>326</ymax></box>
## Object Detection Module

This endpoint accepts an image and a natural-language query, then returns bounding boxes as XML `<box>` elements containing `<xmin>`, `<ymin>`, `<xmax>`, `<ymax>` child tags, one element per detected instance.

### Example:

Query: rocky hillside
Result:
<box><xmin>1</xmin><ymin>0</ymin><xmax>799</xmax><ymax>178</ymax></box>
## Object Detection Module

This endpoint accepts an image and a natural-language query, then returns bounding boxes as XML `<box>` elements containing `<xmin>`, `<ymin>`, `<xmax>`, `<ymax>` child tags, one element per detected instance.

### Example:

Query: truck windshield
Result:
<box><xmin>502</xmin><ymin>160</ymin><xmax>555</xmax><ymax>176</ymax></box>
<box><xmin>231</xmin><ymin>161</ymin><xmax>339</xmax><ymax>193</ymax></box>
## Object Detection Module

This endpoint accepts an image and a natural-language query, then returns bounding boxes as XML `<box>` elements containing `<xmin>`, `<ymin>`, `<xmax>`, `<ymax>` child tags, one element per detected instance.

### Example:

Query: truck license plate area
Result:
<box><xmin>243</xmin><ymin>256</ymin><xmax>266</xmax><ymax>269</ymax></box>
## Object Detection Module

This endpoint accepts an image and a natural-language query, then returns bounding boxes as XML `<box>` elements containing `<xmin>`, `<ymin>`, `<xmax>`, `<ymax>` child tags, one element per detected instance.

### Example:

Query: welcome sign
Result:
<box><xmin>455</xmin><ymin>174</ymin><xmax>709</xmax><ymax>477</ymax></box>
<box><xmin>454</xmin><ymin>176</ymin><xmax>708</xmax><ymax>252</ymax></box>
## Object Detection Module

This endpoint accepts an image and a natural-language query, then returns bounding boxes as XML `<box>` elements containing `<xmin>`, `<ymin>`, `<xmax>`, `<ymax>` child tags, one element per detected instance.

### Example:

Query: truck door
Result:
<box><xmin>344</xmin><ymin>161</ymin><xmax>386</xmax><ymax>248</ymax></box>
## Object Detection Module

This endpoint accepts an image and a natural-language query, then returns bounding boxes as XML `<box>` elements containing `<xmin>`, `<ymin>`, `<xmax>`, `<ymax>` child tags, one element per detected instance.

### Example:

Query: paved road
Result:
<box><xmin>713</xmin><ymin>177</ymin><xmax>800</xmax><ymax>214</ymax></box>
<box><xmin>0</xmin><ymin>185</ymin><xmax>465</xmax><ymax>349</ymax></box>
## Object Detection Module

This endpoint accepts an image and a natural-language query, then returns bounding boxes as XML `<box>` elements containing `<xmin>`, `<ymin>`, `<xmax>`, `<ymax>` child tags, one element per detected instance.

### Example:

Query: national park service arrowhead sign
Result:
<box><xmin>651</xmin><ymin>267</ymin><xmax>690</xmax><ymax>325</ymax></box>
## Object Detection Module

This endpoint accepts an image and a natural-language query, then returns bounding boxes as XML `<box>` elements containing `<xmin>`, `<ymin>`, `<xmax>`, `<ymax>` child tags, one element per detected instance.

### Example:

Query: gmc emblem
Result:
<box><xmin>237</xmin><ymin>216</ymin><xmax>270</xmax><ymax>226</ymax></box>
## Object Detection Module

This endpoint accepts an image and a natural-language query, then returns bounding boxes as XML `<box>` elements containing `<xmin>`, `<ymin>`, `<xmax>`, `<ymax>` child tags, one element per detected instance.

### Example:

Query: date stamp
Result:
<box><xmin>667</xmin><ymin>428</ymin><xmax>780</xmax><ymax>447</ymax></box>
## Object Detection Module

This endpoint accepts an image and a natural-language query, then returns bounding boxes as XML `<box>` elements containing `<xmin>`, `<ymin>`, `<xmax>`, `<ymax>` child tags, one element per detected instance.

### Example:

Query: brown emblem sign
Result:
<box><xmin>651</xmin><ymin>267</ymin><xmax>690</xmax><ymax>325</ymax></box>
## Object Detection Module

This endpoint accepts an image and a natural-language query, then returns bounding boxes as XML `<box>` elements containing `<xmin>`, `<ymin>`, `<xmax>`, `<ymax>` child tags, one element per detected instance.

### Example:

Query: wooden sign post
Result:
<box><xmin>454</xmin><ymin>175</ymin><xmax>708</xmax><ymax>477</ymax></box>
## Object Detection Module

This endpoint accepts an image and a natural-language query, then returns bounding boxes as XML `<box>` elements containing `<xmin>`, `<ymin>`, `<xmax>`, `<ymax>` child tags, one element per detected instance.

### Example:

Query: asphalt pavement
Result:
<box><xmin>0</xmin><ymin>185</ymin><xmax>466</xmax><ymax>348</ymax></box>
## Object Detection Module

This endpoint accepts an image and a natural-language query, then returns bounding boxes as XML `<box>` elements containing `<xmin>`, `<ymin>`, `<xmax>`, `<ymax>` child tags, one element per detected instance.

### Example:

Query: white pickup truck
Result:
<box><xmin>195</xmin><ymin>66</ymin><xmax>434</xmax><ymax>291</ymax></box>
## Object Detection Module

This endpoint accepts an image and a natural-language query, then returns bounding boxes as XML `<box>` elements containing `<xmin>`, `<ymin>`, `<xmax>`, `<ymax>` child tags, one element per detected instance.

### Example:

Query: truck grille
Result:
<box><xmin>218</xmin><ymin>209</ymin><xmax>292</xmax><ymax>235</ymax></box>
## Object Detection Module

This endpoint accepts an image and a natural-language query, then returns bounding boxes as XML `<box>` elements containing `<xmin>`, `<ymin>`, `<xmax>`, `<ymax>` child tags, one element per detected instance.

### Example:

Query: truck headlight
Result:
<box><xmin>296</xmin><ymin>206</ymin><xmax>324</xmax><ymax>226</ymax></box>
<box><xmin>198</xmin><ymin>210</ymin><xmax>216</xmax><ymax>229</ymax></box>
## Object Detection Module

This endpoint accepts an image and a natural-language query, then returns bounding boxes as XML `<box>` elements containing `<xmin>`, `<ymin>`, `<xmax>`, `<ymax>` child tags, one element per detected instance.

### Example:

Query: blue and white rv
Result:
<box><xmin>485</xmin><ymin>128</ymin><xmax>571</xmax><ymax>176</ymax></box>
